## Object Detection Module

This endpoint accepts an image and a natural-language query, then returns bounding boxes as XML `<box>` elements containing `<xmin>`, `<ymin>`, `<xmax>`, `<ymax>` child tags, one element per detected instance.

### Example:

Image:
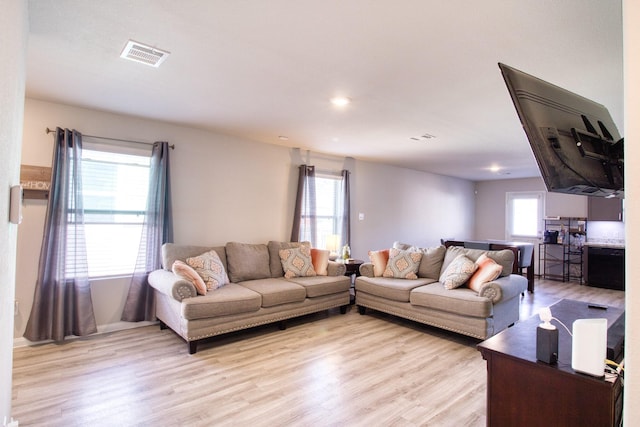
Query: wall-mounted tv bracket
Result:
<box><xmin>571</xmin><ymin>115</ymin><xmax>624</xmax><ymax>187</ymax></box>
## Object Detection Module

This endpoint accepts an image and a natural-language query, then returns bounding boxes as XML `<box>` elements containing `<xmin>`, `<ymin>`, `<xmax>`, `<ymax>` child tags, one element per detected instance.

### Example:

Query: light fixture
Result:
<box><xmin>325</xmin><ymin>234</ymin><xmax>341</xmax><ymax>260</ymax></box>
<box><xmin>409</xmin><ymin>133</ymin><xmax>436</xmax><ymax>141</ymax></box>
<box><xmin>330</xmin><ymin>96</ymin><xmax>351</xmax><ymax>107</ymax></box>
<box><xmin>278</xmin><ymin>135</ymin><xmax>289</xmax><ymax>141</ymax></box>
<box><xmin>489</xmin><ymin>165</ymin><xmax>500</xmax><ymax>173</ymax></box>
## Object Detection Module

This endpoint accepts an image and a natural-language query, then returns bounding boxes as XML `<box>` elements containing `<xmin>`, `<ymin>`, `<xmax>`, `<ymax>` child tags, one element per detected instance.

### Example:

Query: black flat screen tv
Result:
<box><xmin>499</xmin><ymin>63</ymin><xmax>624</xmax><ymax>198</ymax></box>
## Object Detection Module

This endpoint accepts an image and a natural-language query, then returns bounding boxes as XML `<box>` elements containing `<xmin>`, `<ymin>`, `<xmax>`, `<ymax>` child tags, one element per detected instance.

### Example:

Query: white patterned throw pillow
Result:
<box><xmin>186</xmin><ymin>250</ymin><xmax>229</xmax><ymax>290</ymax></box>
<box><xmin>383</xmin><ymin>248</ymin><xmax>423</xmax><ymax>279</ymax></box>
<box><xmin>440</xmin><ymin>254</ymin><xmax>477</xmax><ymax>289</ymax></box>
<box><xmin>279</xmin><ymin>245</ymin><xmax>317</xmax><ymax>279</ymax></box>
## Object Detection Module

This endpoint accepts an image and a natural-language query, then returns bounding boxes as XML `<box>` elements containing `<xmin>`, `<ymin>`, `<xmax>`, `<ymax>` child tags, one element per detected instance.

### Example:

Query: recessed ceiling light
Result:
<box><xmin>489</xmin><ymin>165</ymin><xmax>500</xmax><ymax>173</ymax></box>
<box><xmin>330</xmin><ymin>96</ymin><xmax>351</xmax><ymax>107</ymax></box>
<box><xmin>278</xmin><ymin>135</ymin><xmax>289</xmax><ymax>141</ymax></box>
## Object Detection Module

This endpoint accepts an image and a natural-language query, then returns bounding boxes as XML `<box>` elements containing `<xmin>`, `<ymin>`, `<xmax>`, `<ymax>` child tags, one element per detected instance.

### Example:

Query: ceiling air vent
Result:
<box><xmin>120</xmin><ymin>40</ymin><xmax>170</xmax><ymax>68</ymax></box>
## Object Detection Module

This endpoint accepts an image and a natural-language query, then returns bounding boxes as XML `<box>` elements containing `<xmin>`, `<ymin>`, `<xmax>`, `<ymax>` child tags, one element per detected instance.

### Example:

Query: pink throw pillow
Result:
<box><xmin>467</xmin><ymin>254</ymin><xmax>503</xmax><ymax>292</ymax></box>
<box><xmin>368</xmin><ymin>249</ymin><xmax>390</xmax><ymax>277</ymax></box>
<box><xmin>311</xmin><ymin>248</ymin><xmax>330</xmax><ymax>276</ymax></box>
<box><xmin>172</xmin><ymin>260</ymin><xmax>208</xmax><ymax>295</ymax></box>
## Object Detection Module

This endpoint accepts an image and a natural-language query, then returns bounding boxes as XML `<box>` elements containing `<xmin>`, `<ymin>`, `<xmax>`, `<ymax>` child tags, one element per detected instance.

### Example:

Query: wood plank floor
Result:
<box><xmin>12</xmin><ymin>279</ymin><xmax>624</xmax><ymax>427</ymax></box>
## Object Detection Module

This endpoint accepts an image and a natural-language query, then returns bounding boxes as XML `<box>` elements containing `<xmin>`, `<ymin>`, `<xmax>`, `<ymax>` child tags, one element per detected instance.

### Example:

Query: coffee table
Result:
<box><xmin>477</xmin><ymin>299</ymin><xmax>624</xmax><ymax>426</ymax></box>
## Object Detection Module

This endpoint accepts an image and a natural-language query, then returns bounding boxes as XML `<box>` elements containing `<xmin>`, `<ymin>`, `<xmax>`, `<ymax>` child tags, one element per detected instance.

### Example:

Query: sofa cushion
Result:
<box><xmin>181</xmin><ymin>283</ymin><xmax>261</xmax><ymax>320</ymax></box>
<box><xmin>239</xmin><ymin>278</ymin><xmax>307</xmax><ymax>307</ymax></box>
<box><xmin>226</xmin><ymin>242</ymin><xmax>271</xmax><ymax>282</ymax></box>
<box><xmin>172</xmin><ymin>260</ymin><xmax>208</xmax><ymax>295</ymax></box>
<box><xmin>368</xmin><ymin>249</ymin><xmax>390</xmax><ymax>277</ymax></box>
<box><xmin>161</xmin><ymin>243</ymin><xmax>227</xmax><ymax>271</ymax></box>
<box><xmin>185</xmin><ymin>249</ymin><xmax>229</xmax><ymax>290</ymax></box>
<box><xmin>279</xmin><ymin>245</ymin><xmax>317</xmax><ymax>279</ymax></box>
<box><xmin>410</xmin><ymin>245</ymin><xmax>446</xmax><ymax>279</ymax></box>
<box><xmin>310</xmin><ymin>248</ymin><xmax>330</xmax><ymax>276</ymax></box>
<box><xmin>356</xmin><ymin>276</ymin><xmax>436</xmax><ymax>302</ymax></box>
<box><xmin>410</xmin><ymin>283</ymin><xmax>493</xmax><ymax>318</ymax></box>
<box><xmin>440</xmin><ymin>254</ymin><xmax>477</xmax><ymax>289</ymax></box>
<box><xmin>268</xmin><ymin>241</ymin><xmax>310</xmax><ymax>277</ymax></box>
<box><xmin>288</xmin><ymin>275</ymin><xmax>351</xmax><ymax>298</ymax></box>
<box><xmin>383</xmin><ymin>248</ymin><xmax>423</xmax><ymax>279</ymax></box>
<box><xmin>467</xmin><ymin>254</ymin><xmax>503</xmax><ymax>292</ymax></box>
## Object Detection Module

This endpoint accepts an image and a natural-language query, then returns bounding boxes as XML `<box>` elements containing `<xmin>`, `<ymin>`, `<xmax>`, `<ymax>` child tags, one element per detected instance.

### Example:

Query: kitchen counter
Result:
<box><xmin>583</xmin><ymin>242</ymin><xmax>626</xmax><ymax>249</ymax></box>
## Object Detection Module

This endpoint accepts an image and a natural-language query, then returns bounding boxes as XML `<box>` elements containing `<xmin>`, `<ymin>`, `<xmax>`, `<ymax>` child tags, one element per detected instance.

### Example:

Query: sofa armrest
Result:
<box><xmin>359</xmin><ymin>262</ymin><xmax>375</xmax><ymax>278</ymax></box>
<box><xmin>481</xmin><ymin>274</ymin><xmax>527</xmax><ymax>303</ymax></box>
<box><xmin>477</xmin><ymin>282</ymin><xmax>502</xmax><ymax>303</ymax></box>
<box><xmin>148</xmin><ymin>269</ymin><xmax>197</xmax><ymax>302</ymax></box>
<box><xmin>327</xmin><ymin>260</ymin><xmax>347</xmax><ymax>276</ymax></box>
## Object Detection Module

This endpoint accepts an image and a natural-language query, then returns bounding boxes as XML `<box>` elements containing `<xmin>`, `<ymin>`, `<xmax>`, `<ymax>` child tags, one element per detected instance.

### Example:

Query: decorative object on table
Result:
<box><xmin>536</xmin><ymin>307</ymin><xmax>558</xmax><ymax>364</ymax></box>
<box><xmin>325</xmin><ymin>234</ymin><xmax>340</xmax><ymax>260</ymax></box>
<box><xmin>342</xmin><ymin>244</ymin><xmax>351</xmax><ymax>260</ymax></box>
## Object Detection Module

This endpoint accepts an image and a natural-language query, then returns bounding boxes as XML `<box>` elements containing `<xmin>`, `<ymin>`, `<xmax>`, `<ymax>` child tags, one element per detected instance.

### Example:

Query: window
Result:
<box><xmin>506</xmin><ymin>191</ymin><xmax>544</xmax><ymax>239</ymax></box>
<box><xmin>76</xmin><ymin>143</ymin><xmax>151</xmax><ymax>278</ymax></box>
<box><xmin>299</xmin><ymin>173</ymin><xmax>345</xmax><ymax>250</ymax></box>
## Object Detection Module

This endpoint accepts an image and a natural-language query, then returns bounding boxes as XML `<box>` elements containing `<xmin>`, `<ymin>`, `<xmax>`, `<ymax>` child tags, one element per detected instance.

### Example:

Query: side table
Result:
<box><xmin>340</xmin><ymin>259</ymin><xmax>363</xmax><ymax>304</ymax></box>
<box><xmin>477</xmin><ymin>299</ymin><xmax>624</xmax><ymax>426</ymax></box>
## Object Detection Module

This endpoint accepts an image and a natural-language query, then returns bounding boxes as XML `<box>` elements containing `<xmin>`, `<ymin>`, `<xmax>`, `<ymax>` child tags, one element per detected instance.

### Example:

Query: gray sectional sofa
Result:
<box><xmin>355</xmin><ymin>244</ymin><xmax>528</xmax><ymax>339</ymax></box>
<box><xmin>149</xmin><ymin>241</ymin><xmax>351</xmax><ymax>354</ymax></box>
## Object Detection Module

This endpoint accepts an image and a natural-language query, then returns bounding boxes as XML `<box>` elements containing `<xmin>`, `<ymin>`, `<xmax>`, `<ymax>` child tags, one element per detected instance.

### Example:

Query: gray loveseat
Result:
<box><xmin>149</xmin><ymin>241</ymin><xmax>351</xmax><ymax>354</ymax></box>
<box><xmin>355</xmin><ymin>244</ymin><xmax>528</xmax><ymax>339</ymax></box>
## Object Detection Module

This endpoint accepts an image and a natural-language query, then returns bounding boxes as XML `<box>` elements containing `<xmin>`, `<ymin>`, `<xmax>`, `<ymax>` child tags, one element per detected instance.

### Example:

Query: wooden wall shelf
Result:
<box><xmin>20</xmin><ymin>165</ymin><xmax>51</xmax><ymax>200</ymax></box>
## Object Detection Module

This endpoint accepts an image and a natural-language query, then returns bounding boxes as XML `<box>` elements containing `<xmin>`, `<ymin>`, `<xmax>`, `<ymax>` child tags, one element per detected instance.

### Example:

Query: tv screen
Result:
<box><xmin>499</xmin><ymin>63</ymin><xmax>624</xmax><ymax>198</ymax></box>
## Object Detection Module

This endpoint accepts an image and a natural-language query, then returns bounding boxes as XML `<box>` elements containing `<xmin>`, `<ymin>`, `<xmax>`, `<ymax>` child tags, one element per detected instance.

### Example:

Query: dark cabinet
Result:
<box><xmin>586</xmin><ymin>246</ymin><xmax>625</xmax><ymax>290</ymax></box>
<box><xmin>588</xmin><ymin>197</ymin><xmax>623</xmax><ymax>221</ymax></box>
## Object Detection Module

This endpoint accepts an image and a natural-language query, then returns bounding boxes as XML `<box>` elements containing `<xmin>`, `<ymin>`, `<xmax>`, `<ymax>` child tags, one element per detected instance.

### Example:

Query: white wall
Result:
<box><xmin>623</xmin><ymin>0</ymin><xmax>639</xmax><ymax>422</ymax></box>
<box><xmin>0</xmin><ymin>0</ymin><xmax>27</xmax><ymax>421</ymax></box>
<box><xmin>15</xmin><ymin>98</ymin><xmax>476</xmax><ymax>339</ymax></box>
<box><xmin>474</xmin><ymin>177</ymin><xmax>588</xmax><ymax>240</ymax></box>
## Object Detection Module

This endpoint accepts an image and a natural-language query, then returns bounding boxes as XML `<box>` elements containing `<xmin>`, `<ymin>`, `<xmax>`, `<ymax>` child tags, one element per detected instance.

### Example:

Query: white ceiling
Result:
<box><xmin>25</xmin><ymin>0</ymin><xmax>623</xmax><ymax>181</ymax></box>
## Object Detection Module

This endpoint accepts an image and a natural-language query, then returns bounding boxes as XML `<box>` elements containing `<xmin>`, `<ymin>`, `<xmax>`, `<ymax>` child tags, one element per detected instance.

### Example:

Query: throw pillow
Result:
<box><xmin>383</xmin><ymin>248</ymin><xmax>423</xmax><ymax>279</ymax></box>
<box><xmin>310</xmin><ymin>248</ymin><xmax>330</xmax><ymax>276</ymax></box>
<box><xmin>440</xmin><ymin>254</ymin><xmax>477</xmax><ymax>290</ymax></box>
<box><xmin>185</xmin><ymin>249</ymin><xmax>229</xmax><ymax>290</ymax></box>
<box><xmin>267</xmin><ymin>241</ymin><xmax>310</xmax><ymax>277</ymax></box>
<box><xmin>467</xmin><ymin>254</ymin><xmax>503</xmax><ymax>292</ymax></box>
<box><xmin>172</xmin><ymin>260</ymin><xmax>208</xmax><ymax>295</ymax></box>
<box><xmin>368</xmin><ymin>249</ymin><xmax>390</xmax><ymax>277</ymax></box>
<box><xmin>279</xmin><ymin>245</ymin><xmax>317</xmax><ymax>279</ymax></box>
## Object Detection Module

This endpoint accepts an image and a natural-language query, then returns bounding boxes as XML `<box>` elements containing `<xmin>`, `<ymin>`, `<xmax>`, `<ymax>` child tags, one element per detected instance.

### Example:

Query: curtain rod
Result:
<box><xmin>45</xmin><ymin>127</ymin><xmax>175</xmax><ymax>149</ymax></box>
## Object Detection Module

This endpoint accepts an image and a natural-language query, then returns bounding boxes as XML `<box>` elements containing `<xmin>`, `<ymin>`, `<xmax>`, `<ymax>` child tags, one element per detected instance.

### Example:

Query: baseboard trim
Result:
<box><xmin>13</xmin><ymin>320</ymin><xmax>158</xmax><ymax>348</ymax></box>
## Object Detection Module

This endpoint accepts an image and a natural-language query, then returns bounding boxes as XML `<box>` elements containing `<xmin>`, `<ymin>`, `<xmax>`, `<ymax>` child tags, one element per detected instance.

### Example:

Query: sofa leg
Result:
<box><xmin>159</xmin><ymin>321</ymin><xmax>168</xmax><ymax>330</ymax></box>
<box><xmin>340</xmin><ymin>305</ymin><xmax>348</xmax><ymax>314</ymax></box>
<box><xmin>278</xmin><ymin>321</ymin><xmax>287</xmax><ymax>330</ymax></box>
<box><xmin>188</xmin><ymin>341</ymin><xmax>198</xmax><ymax>355</ymax></box>
<box><xmin>358</xmin><ymin>305</ymin><xmax>366</xmax><ymax>315</ymax></box>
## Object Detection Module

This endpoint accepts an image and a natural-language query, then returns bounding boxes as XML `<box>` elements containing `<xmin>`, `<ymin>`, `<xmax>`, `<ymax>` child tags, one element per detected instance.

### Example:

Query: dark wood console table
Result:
<box><xmin>477</xmin><ymin>299</ymin><xmax>624</xmax><ymax>426</ymax></box>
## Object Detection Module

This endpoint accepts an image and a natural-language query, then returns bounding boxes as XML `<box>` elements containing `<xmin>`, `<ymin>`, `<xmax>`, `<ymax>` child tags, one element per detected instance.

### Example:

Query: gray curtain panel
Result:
<box><xmin>23</xmin><ymin>127</ymin><xmax>97</xmax><ymax>342</ymax></box>
<box><xmin>340</xmin><ymin>169</ymin><xmax>350</xmax><ymax>248</ymax></box>
<box><xmin>122</xmin><ymin>141</ymin><xmax>173</xmax><ymax>322</ymax></box>
<box><xmin>290</xmin><ymin>164</ymin><xmax>316</xmax><ymax>243</ymax></box>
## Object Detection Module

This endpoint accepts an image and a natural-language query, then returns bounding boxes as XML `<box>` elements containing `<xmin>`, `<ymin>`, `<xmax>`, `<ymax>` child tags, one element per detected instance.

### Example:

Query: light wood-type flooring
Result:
<box><xmin>12</xmin><ymin>279</ymin><xmax>625</xmax><ymax>427</ymax></box>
